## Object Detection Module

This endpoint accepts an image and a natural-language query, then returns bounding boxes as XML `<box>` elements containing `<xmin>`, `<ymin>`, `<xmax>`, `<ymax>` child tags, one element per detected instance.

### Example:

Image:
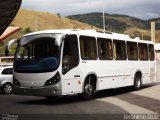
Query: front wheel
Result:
<box><xmin>3</xmin><ymin>83</ymin><xmax>13</xmax><ymax>94</ymax></box>
<box><xmin>80</xmin><ymin>77</ymin><xmax>95</xmax><ymax>100</ymax></box>
<box><xmin>134</xmin><ymin>74</ymin><xmax>142</xmax><ymax>90</ymax></box>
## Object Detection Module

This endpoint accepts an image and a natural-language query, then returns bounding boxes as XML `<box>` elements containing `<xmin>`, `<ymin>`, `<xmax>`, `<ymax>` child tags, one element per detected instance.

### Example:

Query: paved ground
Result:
<box><xmin>0</xmin><ymin>83</ymin><xmax>160</xmax><ymax>120</ymax></box>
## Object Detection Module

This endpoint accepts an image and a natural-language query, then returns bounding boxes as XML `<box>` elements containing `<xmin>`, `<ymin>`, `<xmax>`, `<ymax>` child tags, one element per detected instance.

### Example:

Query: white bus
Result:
<box><xmin>13</xmin><ymin>29</ymin><xmax>156</xmax><ymax>100</ymax></box>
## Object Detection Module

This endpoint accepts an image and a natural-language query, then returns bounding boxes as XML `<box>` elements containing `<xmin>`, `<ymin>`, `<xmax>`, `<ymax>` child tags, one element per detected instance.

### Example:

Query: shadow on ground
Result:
<box><xmin>17</xmin><ymin>83</ymin><xmax>159</xmax><ymax>105</ymax></box>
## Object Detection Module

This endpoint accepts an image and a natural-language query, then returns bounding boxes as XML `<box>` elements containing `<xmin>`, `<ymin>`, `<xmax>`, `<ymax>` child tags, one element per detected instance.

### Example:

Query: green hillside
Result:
<box><xmin>67</xmin><ymin>12</ymin><xmax>154</xmax><ymax>33</ymax></box>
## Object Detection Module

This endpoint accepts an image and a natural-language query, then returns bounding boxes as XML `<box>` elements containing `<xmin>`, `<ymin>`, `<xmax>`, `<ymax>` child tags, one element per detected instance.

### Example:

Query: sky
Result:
<box><xmin>21</xmin><ymin>0</ymin><xmax>160</xmax><ymax>20</ymax></box>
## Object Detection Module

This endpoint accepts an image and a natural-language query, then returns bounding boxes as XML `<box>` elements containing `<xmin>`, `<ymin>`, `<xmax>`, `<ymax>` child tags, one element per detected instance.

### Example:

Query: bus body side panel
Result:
<box><xmin>61</xmin><ymin>51</ymin><xmax>155</xmax><ymax>95</ymax></box>
<box><xmin>112</xmin><ymin>61</ymin><xmax>132</xmax><ymax>88</ymax></box>
<box><xmin>96</xmin><ymin>60</ymin><xmax>133</xmax><ymax>90</ymax></box>
<box><xmin>139</xmin><ymin>61</ymin><xmax>150</xmax><ymax>85</ymax></box>
<box><xmin>150</xmin><ymin>60</ymin><xmax>156</xmax><ymax>83</ymax></box>
<box><xmin>61</xmin><ymin>67</ymin><xmax>83</xmax><ymax>95</ymax></box>
<box><xmin>96</xmin><ymin>60</ymin><xmax>115</xmax><ymax>90</ymax></box>
<box><xmin>78</xmin><ymin>60</ymin><xmax>133</xmax><ymax>91</ymax></box>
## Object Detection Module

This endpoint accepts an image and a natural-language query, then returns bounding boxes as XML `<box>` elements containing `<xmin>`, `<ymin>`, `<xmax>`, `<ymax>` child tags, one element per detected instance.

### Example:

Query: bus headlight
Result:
<box><xmin>44</xmin><ymin>72</ymin><xmax>60</xmax><ymax>86</ymax></box>
<box><xmin>13</xmin><ymin>76</ymin><xmax>21</xmax><ymax>86</ymax></box>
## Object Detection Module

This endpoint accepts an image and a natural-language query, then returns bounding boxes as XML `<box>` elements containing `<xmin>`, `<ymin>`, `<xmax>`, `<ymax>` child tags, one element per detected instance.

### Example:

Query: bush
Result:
<box><xmin>24</xmin><ymin>27</ymin><xmax>32</xmax><ymax>33</ymax></box>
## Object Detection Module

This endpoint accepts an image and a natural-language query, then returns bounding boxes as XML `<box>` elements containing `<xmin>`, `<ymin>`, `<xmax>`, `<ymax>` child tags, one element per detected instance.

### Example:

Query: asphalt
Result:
<box><xmin>0</xmin><ymin>84</ymin><xmax>160</xmax><ymax>120</ymax></box>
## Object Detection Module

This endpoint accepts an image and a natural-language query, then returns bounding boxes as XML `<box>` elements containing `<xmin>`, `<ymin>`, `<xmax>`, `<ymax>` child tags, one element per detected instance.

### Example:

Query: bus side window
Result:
<box><xmin>138</xmin><ymin>43</ymin><xmax>148</xmax><ymax>61</ymax></box>
<box><xmin>149</xmin><ymin>44</ymin><xmax>155</xmax><ymax>61</ymax></box>
<box><xmin>127</xmin><ymin>42</ymin><xmax>138</xmax><ymax>60</ymax></box>
<box><xmin>113</xmin><ymin>40</ymin><xmax>126</xmax><ymax>60</ymax></box>
<box><xmin>62</xmin><ymin>35</ymin><xmax>79</xmax><ymax>74</ymax></box>
<box><xmin>97</xmin><ymin>38</ymin><xmax>113</xmax><ymax>60</ymax></box>
<box><xmin>80</xmin><ymin>36</ymin><xmax>97</xmax><ymax>60</ymax></box>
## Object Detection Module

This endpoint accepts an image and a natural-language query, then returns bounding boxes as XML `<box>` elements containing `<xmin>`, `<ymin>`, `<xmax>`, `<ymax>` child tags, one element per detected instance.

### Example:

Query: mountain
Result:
<box><xmin>67</xmin><ymin>12</ymin><xmax>160</xmax><ymax>32</ymax></box>
<box><xmin>148</xmin><ymin>18</ymin><xmax>160</xmax><ymax>22</ymax></box>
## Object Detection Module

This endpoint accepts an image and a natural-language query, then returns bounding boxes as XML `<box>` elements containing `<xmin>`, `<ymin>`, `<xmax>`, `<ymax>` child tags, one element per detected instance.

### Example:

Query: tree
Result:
<box><xmin>24</xmin><ymin>27</ymin><xmax>32</xmax><ymax>33</ymax></box>
<box><xmin>57</xmin><ymin>13</ymin><xmax>61</xmax><ymax>18</ymax></box>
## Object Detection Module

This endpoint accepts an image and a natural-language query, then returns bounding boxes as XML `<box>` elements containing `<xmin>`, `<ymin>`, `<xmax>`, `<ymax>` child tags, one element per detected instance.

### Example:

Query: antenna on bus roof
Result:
<box><xmin>102</xmin><ymin>0</ymin><xmax>106</xmax><ymax>33</ymax></box>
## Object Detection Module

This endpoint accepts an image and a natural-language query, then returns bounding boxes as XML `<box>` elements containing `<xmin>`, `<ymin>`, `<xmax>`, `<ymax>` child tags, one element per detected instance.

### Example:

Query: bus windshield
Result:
<box><xmin>14</xmin><ymin>33</ymin><xmax>62</xmax><ymax>73</ymax></box>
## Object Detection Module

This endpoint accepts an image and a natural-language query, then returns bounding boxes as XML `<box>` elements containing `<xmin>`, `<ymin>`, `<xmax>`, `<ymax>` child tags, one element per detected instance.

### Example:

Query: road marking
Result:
<box><xmin>116</xmin><ymin>93</ymin><xmax>160</xmax><ymax>113</ymax></box>
<box><xmin>132</xmin><ymin>85</ymin><xmax>160</xmax><ymax>101</ymax></box>
<box><xmin>97</xmin><ymin>97</ymin><xmax>156</xmax><ymax>114</ymax></box>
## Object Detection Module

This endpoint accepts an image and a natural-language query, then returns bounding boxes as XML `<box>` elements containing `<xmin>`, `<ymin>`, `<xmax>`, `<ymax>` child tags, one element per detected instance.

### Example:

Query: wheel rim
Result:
<box><xmin>4</xmin><ymin>84</ymin><xmax>12</xmax><ymax>94</ymax></box>
<box><xmin>136</xmin><ymin>77</ymin><xmax>141</xmax><ymax>88</ymax></box>
<box><xmin>84</xmin><ymin>84</ymin><xmax>93</xmax><ymax>96</ymax></box>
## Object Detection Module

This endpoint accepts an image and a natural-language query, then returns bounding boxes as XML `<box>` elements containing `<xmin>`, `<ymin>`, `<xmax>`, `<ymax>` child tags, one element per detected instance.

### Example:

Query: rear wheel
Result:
<box><xmin>81</xmin><ymin>76</ymin><xmax>95</xmax><ymax>100</ymax></box>
<box><xmin>134</xmin><ymin>74</ymin><xmax>142</xmax><ymax>90</ymax></box>
<box><xmin>3</xmin><ymin>83</ymin><xmax>13</xmax><ymax>94</ymax></box>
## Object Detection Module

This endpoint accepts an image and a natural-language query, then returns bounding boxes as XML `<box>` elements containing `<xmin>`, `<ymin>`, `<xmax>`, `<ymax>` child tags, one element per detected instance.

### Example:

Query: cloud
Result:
<box><xmin>21</xmin><ymin>0</ymin><xmax>160</xmax><ymax>19</ymax></box>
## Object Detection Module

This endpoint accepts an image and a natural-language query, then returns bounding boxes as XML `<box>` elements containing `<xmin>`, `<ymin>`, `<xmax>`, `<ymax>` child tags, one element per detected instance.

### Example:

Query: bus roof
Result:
<box><xmin>23</xmin><ymin>29</ymin><xmax>154</xmax><ymax>44</ymax></box>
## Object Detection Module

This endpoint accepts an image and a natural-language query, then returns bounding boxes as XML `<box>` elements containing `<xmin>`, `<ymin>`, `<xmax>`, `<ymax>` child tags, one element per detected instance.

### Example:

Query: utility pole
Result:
<box><xmin>151</xmin><ymin>21</ymin><xmax>156</xmax><ymax>43</ymax></box>
<box><xmin>35</xmin><ymin>16</ymin><xmax>38</xmax><ymax>31</ymax></box>
<box><xmin>141</xmin><ymin>33</ymin><xmax>143</xmax><ymax>40</ymax></box>
<box><xmin>102</xmin><ymin>0</ymin><xmax>105</xmax><ymax>33</ymax></box>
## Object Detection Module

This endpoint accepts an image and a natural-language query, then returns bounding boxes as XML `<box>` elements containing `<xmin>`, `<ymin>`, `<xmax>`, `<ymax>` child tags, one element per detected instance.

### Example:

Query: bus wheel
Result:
<box><xmin>134</xmin><ymin>74</ymin><xmax>142</xmax><ymax>90</ymax></box>
<box><xmin>3</xmin><ymin>83</ymin><xmax>13</xmax><ymax>94</ymax></box>
<box><xmin>81</xmin><ymin>76</ymin><xmax>95</xmax><ymax>100</ymax></box>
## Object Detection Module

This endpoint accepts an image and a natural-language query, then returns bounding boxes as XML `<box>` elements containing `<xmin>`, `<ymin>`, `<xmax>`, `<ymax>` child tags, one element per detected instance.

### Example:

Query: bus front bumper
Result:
<box><xmin>13</xmin><ymin>84</ymin><xmax>61</xmax><ymax>96</ymax></box>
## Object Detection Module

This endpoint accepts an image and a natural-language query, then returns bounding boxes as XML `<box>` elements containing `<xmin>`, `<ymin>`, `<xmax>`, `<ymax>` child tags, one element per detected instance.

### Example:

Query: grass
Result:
<box><xmin>11</xmin><ymin>9</ymin><xmax>97</xmax><ymax>31</ymax></box>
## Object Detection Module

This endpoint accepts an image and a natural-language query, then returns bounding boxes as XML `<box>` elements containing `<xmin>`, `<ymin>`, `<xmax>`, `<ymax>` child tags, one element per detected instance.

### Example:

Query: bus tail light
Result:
<box><xmin>44</xmin><ymin>72</ymin><xmax>60</xmax><ymax>86</ymax></box>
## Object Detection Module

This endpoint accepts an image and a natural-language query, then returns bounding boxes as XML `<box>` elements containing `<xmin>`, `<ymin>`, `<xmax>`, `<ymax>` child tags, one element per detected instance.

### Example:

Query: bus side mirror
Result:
<box><xmin>5</xmin><ymin>39</ymin><xmax>18</xmax><ymax>56</ymax></box>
